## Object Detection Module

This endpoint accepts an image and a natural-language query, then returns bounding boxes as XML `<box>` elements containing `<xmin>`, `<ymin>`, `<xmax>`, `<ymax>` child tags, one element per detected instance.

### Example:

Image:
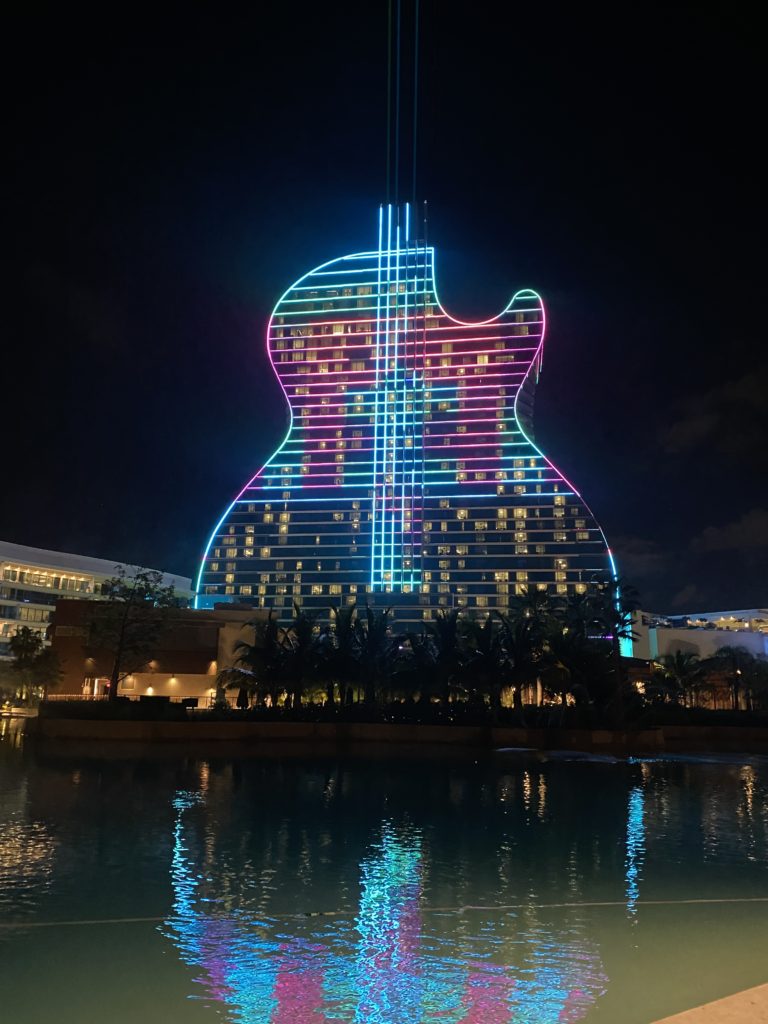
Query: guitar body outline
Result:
<box><xmin>196</xmin><ymin>204</ymin><xmax>614</xmax><ymax>621</ymax></box>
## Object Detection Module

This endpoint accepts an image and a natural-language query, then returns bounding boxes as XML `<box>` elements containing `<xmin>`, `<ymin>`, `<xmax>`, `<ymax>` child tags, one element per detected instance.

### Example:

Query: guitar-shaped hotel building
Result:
<box><xmin>196</xmin><ymin>205</ymin><xmax>616</xmax><ymax>621</ymax></box>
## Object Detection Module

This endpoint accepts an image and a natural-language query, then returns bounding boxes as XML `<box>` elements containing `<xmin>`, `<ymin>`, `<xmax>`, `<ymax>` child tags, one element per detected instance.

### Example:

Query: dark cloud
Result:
<box><xmin>661</xmin><ymin>369</ymin><xmax>768</xmax><ymax>460</ymax></box>
<box><xmin>692</xmin><ymin>509</ymin><xmax>768</xmax><ymax>553</ymax></box>
<box><xmin>611</xmin><ymin>535</ymin><xmax>668</xmax><ymax>579</ymax></box>
<box><xmin>669</xmin><ymin>583</ymin><xmax>704</xmax><ymax>610</ymax></box>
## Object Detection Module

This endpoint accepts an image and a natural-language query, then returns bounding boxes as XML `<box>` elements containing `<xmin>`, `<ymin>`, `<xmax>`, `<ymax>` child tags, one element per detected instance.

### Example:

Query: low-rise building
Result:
<box><xmin>0</xmin><ymin>540</ymin><xmax>192</xmax><ymax>659</ymax></box>
<box><xmin>51</xmin><ymin>600</ymin><xmax>266</xmax><ymax>705</ymax></box>
<box><xmin>633</xmin><ymin>609</ymin><xmax>768</xmax><ymax>662</ymax></box>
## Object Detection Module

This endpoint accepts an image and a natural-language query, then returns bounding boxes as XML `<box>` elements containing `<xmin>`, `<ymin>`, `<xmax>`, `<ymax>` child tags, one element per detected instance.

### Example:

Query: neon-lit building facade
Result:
<box><xmin>196</xmin><ymin>205</ymin><xmax>614</xmax><ymax>621</ymax></box>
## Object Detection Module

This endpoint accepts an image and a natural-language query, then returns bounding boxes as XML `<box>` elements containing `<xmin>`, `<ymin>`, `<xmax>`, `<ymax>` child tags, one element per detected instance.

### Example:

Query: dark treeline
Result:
<box><xmin>215</xmin><ymin>578</ymin><xmax>768</xmax><ymax>725</ymax></box>
<box><xmin>217</xmin><ymin>579</ymin><xmax>640</xmax><ymax>723</ymax></box>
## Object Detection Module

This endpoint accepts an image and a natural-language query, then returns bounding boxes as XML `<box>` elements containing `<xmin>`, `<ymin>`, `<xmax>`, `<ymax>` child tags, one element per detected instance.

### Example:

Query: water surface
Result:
<box><xmin>1</xmin><ymin>719</ymin><xmax>767</xmax><ymax>1023</ymax></box>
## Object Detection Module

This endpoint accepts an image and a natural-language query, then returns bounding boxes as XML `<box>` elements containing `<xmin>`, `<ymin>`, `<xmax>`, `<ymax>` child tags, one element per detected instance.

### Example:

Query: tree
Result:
<box><xmin>461</xmin><ymin>614</ymin><xmax>508</xmax><ymax>710</ymax></box>
<box><xmin>353</xmin><ymin>606</ymin><xmax>399</xmax><ymax>706</ymax></box>
<box><xmin>425</xmin><ymin>608</ymin><xmax>464</xmax><ymax>705</ymax></box>
<box><xmin>656</xmin><ymin>651</ymin><xmax>704</xmax><ymax>706</ymax></box>
<box><xmin>8</xmin><ymin>626</ymin><xmax>44</xmax><ymax>701</ymax></box>
<box><xmin>29</xmin><ymin>646</ymin><xmax>63</xmax><ymax>700</ymax></box>
<box><xmin>7</xmin><ymin>627</ymin><xmax>63</xmax><ymax>701</ymax></box>
<box><xmin>281</xmin><ymin>602</ymin><xmax>322</xmax><ymax>708</ymax></box>
<box><xmin>495</xmin><ymin>609</ymin><xmax>543</xmax><ymax>715</ymax></box>
<box><xmin>580</xmin><ymin>576</ymin><xmax>639</xmax><ymax>721</ymax></box>
<box><xmin>227</xmin><ymin>609</ymin><xmax>286</xmax><ymax>708</ymax></box>
<box><xmin>326</xmin><ymin>604</ymin><xmax>359</xmax><ymax>705</ymax></box>
<box><xmin>88</xmin><ymin>567</ymin><xmax>177</xmax><ymax>700</ymax></box>
<box><xmin>712</xmin><ymin>645</ymin><xmax>757</xmax><ymax>711</ymax></box>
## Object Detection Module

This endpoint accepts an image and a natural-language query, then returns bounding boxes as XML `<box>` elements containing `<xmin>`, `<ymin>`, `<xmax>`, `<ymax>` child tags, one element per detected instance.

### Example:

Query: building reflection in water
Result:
<box><xmin>165</xmin><ymin>790</ymin><xmax>607</xmax><ymax>1023</ymax></box>
<box><xmin>625</xmin><ymin>784</ymin><xmax>646</xmax><ymax>916</ymax></box>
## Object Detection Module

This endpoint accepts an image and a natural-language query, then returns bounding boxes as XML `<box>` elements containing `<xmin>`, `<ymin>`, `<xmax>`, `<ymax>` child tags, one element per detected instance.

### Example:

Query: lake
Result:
<box><xmin>1</xmin><ymin>717</ymin><xmax>767</xmax><ymax>1023</ymax></box>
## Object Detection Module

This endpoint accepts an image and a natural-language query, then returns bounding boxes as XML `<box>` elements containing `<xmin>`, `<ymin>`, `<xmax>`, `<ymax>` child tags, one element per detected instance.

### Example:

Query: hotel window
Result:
<box><xmin>554</xmin><ymin>507</ymin><xmax>565</xmax><ymax>518</ymax></box>
<box><xmin>554</xmin><ymin>558</ymin><xmax>569</xmax><ymax>571</ymax></box>
<box><xmin>514</xmin><ymin>531</ymin><xmax>527</xmax><ymax>543</ymax></box>
<box><xmin>264</xmin><ymin>513</ymin><xmax>273</xmax><ymax>523</ymax></box>
<box><xmin>514</xmin><ymin>508</ymin><xmax>527</xmax><ymax>519</ymax></box>
<box><xmin>516</xmin><ymin>571</ymin><xmax>528</xmax><ymax>582</ymax></box>
<box><xmin>575</xmin><ymin>583</ymin><xmax>588</xmax><ymax>594</ymax></box>
<box><xmin>311</xmin><ymin>584</ymin><xmax>324</xmax><ymax>595</ymax></box>
<box><xmin>225</xmin><ymin>585</ymin><xmax>235</xmax><ymax>595</ymax></box>
<box><xmin>455</xmin><ymin>544</ymin><xmax>468</xmax><ymax>555</ymax></box>
<box><xmin>556</xmin><ymin>584</ymin><xmax>568</xmax><ymax>595</ymax></box>
<box><xmin>576</xmin><ymin>530</ymin><xmax>590</xmax><ymax>541</ymax></box>
<box><xmin>515</xmin><ymin>545</ymin><xmax>528</xmax><ymax>554</ymax></box>
<box><xmin>515</xmin><ymin>583</ymin><xmax>527</xmax><ymax>596</ymax></box>
<box><xmin>209</xmin><ymin>562</ymin><xmax>219</xmax><ymax>572</ymax></box>
<box><xmin>494</xmin><ymin>571</ymin><xmax>509</xmax><ymax>582</ymax></box>
<box><xmin>554</xmin><ymin>495</ymin><xmax>566</xmax><ymax>506</ymax></box>
<box><xmin>438</xmin><ymin>560</ymin><xmax>450</xmax><ymax>569</ymax></box>
<box><xmin>456</xmin><ymin>509</ymin><xmax>468</xmax><ymax>520</ymax></box>
<box><xmin>329</xmin><ymin>584</ymin><xmax>342</xmax><ymax>595</ymax></box>
<box><xmin>440</xmin><ymin>572</ymin><xmax>450</xmax><ymax>582</ymax></box>
<box><xmin>475</xmin><ymin>521</ymin><xmax>488</xmax><ymax>531</ymax></box>
<box><xmin>240</xmin><ymin>585</ymin><xmax>252</xmax><ymax>596</ymax></box>
<box><xmin>260</xmin><ymin>547</ymin><xmax>271</xmax><ymax>558</ymax></box>
<box><xmin>555</xmin><ymin>572</ymin><xmax>567</xmax><ymax>582</ymax></box>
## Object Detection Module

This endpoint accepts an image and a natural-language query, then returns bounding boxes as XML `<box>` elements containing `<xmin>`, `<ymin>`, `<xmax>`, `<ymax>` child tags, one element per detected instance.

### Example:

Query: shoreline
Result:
<box><xmin>25</xmin><ymin>717</ymin><xmax>768</xmax><ymax>756</ymax></box>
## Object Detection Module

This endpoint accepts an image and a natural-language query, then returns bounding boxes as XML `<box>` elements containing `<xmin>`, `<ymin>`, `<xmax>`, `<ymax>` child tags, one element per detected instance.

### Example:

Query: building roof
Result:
<box><xmin>0</xmin><ymin>540</ymin><xmax>192</xmax><ymax>592</ymax></box>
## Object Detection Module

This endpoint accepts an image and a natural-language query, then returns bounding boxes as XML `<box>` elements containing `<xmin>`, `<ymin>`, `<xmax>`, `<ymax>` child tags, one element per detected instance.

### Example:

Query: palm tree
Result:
<box><xmin>227</xmin><ymin>609</ymin><xmax>286</xmax><ymax>708</ymax></box>
<box><xmin>327</xmin><ymin>603</ymin><xmax>359</xmax><ymax>705</ymax></box>
<box><xmin>281</xmin><ymin>602</ymin><xmax>322</xmax><ymax>708</ymax></box>
<box><xmin>462</xmin><ymin>615</ymin><xmax>508</xmax><ymax>710</ymax></box>
<box><xmin>656</xmin><ymin>651</ymin><xmax>704</xmax><ymax>706</ymax></box>
<box><xmin>495</xmin><ymin>610</ymin><xmax>542</xmax><ymax>715</ymax></box>
<box><xmin>712</xmin><ymin>645</ymin><xmax>756</xmax><ymax>711</ymax></box>
<box><xmin>541</xmin><ymin>625</ymin><xmax>608</xmax><ymax>708</ymax></box>
<box><xmin>395</xmin><ymin>630</ymin><xmax>439</xmax><ymax>704</ymax></box>
<box><xmin>425</xmin><ymin>608</ymin><xmax>464</xmax><ymax>705</ymax></box>
<box><xmin>353</xmin><ymin>606</ymin><xmax>398</xmax><ymax>706</ymax></box>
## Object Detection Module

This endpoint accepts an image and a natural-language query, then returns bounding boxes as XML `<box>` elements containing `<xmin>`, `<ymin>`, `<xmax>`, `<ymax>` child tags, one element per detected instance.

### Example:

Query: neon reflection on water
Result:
<box><xmin>167</xmin><ymin>795</ymin><xmax>606</xmax><ymax>1022</ymax></box>
<box><xmin>625</xmin><ymin>785</ymin><xmax>646</xmax><ymax>915</ymax></box>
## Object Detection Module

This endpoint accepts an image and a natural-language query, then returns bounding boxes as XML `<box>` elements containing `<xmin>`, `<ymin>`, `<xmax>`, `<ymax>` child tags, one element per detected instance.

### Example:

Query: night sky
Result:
<box><xmin>5</xmin><ymin>4</ymin><xmax>765</xmax><ymax>612</ymax></box>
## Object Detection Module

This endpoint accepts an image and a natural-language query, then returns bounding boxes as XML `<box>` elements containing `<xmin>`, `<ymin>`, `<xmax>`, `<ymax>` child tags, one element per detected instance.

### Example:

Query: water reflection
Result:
<box><xmin>625</xmin><ymin>785</ymin><xmax>645</xmax><ymax>915</ymax></box>
<box><xmin>166</xmin><ymin>788</ymin><xmax>608</xmax><ymax>1023</ymax></box>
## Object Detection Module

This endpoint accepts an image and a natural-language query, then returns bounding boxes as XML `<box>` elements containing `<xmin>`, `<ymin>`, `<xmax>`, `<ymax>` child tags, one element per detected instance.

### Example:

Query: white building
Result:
<box><xmin>632</xmin><ymin>608</ymin><xmax>768</xmax><ymax>662</ymax></box>
<box><xmin>0</xmin><ymin>540</ymin><xmax>192</xmax><ymax>659</ymax></box>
